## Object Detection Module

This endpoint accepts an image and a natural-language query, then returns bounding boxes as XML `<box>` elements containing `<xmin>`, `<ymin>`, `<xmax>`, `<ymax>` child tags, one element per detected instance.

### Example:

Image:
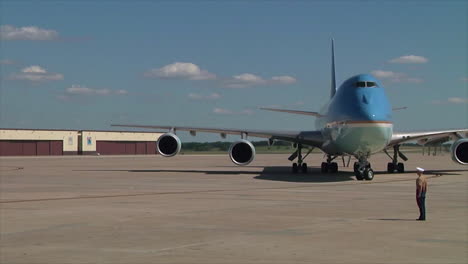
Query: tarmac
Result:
<box><xmin>0</xmin><ymin>153</ymin><xmax>467</xmax><ymax>264</ymax></box>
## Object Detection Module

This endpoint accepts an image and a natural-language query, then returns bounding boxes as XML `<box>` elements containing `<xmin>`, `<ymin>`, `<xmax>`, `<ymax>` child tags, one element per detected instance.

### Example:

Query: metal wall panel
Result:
<box><xmin>23</xmin><ymin>141</ymin><xmax>37</xmax><ymax>155</ymax></box>
<box><xmin>96</xmin><ymin>141</ymin><xmax>125</xmax><ymax>155</ymax></box>
<box><xmin>0</xmin><ymin>140</ymin><xmax>62</xmax><ymax>156</ymax></box>
<box><xmin>96</xmin><ymin>141</ymin><xmax>114</xmax><ymax>155</ymax></box>
<box><xmin>36</xmin><ymin>141</ymin><xmax>50</xmax><ymax>155</ymax></box>
<box><xmin>0</xmin><ymin>141</ymin><xmax>22</xmax><ymax>156</ymax></box>
<box><xmin>50</xmin><ymin>141</ymin><xmax>63</xmax><ymax>155</ymax></box>
<box><xmin>125</xmin><ymin>142</ymin><xmax>136</xmax><ymax>155</ymax></box>
<box><xmin>146</xmin><ymin>142</ymin><xmax>156</xmax><ymax>154</ymax></box>
<box><xmin>96</xmin><ymin>141</ymin><xmax>157</xmax><ymax>155</ymax></box>
<box><xmin>116</xmin><ymin>142</ymin><xmax>127</xmax><ymax>155</ymax></box>
<box><xmin>136</xmin><ymin>142</ymin><xmax>146</xmax><ymax>154</ymax></box>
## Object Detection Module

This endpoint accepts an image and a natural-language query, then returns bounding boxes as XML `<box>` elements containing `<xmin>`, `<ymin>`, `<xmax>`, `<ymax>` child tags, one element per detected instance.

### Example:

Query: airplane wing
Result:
<box><xmin>389</xmin><ymin>128</ymin><xmax>468</xmax><ymax>147</ymax></box>
<box><xmin>259</xmin><ymin>107</ymin><xmax>324</xmax><ymax>117</ymax></box>
<box><xmin>111</xmin><ymin>124</ymin><xmax>325</xmax><ymax>148</ymax></box>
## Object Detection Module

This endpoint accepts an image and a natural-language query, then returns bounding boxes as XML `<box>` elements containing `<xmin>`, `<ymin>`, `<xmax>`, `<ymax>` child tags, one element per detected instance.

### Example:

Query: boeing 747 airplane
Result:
<box><xmin>113</xmin><ymin>40</ymin><xmax>468</xmax><ymax>181</ymax></box>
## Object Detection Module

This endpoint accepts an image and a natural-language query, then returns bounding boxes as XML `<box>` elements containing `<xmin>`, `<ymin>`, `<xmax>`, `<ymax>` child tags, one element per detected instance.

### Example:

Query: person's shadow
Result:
<box><xmin>369</xmin><ymin>218</ymin><xmax>419</xmax><ymax>221</ymax></box>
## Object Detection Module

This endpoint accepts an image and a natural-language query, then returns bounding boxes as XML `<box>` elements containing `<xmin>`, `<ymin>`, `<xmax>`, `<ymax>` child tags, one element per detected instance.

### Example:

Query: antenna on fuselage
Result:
<box><xmin>330</xmin><ymin>38</ymin><xmax>337</xmax><ymax>98</ymax></box>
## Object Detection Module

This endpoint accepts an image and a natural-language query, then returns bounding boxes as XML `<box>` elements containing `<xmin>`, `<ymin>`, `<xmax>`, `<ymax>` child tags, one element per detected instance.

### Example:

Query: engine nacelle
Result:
<box><xmin>229</xmin><ymin>139</ymin><xmax>256</xmax><ymax>166</ymax></box>
<box><xmin>157</xmin><ymin>133</ymin><xmax>181</xmax><ymax>157</ymax></box>
<box><xmin>451</xmin><ymin>139</ymin><xmax>468</xmax><ymax>165</ymax></box>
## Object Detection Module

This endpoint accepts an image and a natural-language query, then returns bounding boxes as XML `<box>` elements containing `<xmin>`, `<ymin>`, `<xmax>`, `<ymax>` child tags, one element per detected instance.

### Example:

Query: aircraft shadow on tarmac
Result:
<box><xmin>75</xmin><ymin>169</ymin><xmax>259</xmax><ymax>175</ymax></box>
<box><xmin>254</xmin><ymin>167</ymin><xmax>468</xmax><ymax>183</ymax></box>
<box><xmin>74</xmin><ymin>168</ymin><xmax>467</xmax><ymax>183</ymax></box>
<box><xmin>254</xmin><ymin>166</ymin><xmax>355</xmax><ymax>183</ymax></box>
<box><xmin>75</xmin><ymin>167</ymin><xmax>355</xmax><ymax>183</ymax></box>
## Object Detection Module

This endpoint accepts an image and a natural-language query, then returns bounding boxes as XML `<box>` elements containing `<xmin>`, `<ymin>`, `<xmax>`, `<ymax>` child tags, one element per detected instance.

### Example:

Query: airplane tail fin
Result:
<box><xmin>330</xmin><ymin>38</ymin><xmax>337</xmax><ymax>98</ymax></box>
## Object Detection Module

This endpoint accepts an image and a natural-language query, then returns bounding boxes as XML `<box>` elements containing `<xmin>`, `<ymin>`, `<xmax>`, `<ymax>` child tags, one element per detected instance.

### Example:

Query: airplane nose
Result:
<box><xmin>355</xmin><ymin>89</ymin><xmax>391</xmax><ymax>122</ymax></box>
<box><xmin>359</xmin><ymin>95</ymin><xmax>376</xmax><ymax>120</ymax></box>
<box><xmin>362</xmin><ymin>94</ymin><xmax>369</xmax><ymax>105</ymax></box>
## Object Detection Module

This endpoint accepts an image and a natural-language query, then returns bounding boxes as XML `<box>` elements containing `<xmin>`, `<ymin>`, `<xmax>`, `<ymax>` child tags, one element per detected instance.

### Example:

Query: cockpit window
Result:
<box><xmin>356</xmin><ymin>81</ymin><xmax>366</xmax><ymax>87</ymax></box>
<box><xmin>356</xmin><ymin>81</ymin><xmax>378</xmax><ymax>88</ymax></box>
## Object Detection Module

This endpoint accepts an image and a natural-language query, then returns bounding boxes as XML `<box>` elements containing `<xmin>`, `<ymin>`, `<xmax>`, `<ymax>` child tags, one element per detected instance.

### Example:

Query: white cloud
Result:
<box><xmin>389</xmin><ymin>55</ymin><xmax>428</xmax><ymax>64</ymax></box>
<box><xmin>144</xmin><ymin>62</ymin><xmax>216</xmax><ymax>80</ymax></box>
<box><xmin>0</xmin><ymin>59</ymin><xmax>15</xmax><ymax>65</ymax></box>
<box><xmin>144</xmin><ymin>63</ymin><xmax>297</xmax><ymax>88</ymax></box>
<box><xmin>271</xmin><ymin>75</ymin><xmax>297</xmax><ymax>84</ymax></box>
<box><xmin>0</xmin><ymin>25</ymin><xmax>58</xmax><ymax>41</ymax></box>
<box><xmin>213</xmin><ymin>107</ymin><xmax>254</xmax><ymax>115</ymax></box>
<box><xmin>9</xmin><ymin>65</ymin><xmax>64</xmax><ymax>82</ymax></box>
<box><xmin>116</xmin><ymin>89</ymin><xmax>128</xmax><ymax>95</ymax></box>
<box><xmin>226</xmin><ymin>73</ymin><xmax>266</xmax><ymax>88</ymax></box>
<box><xmin>213</xmin><ymin>107</ymin><xmax>232</xmax><ymax>114</ymax></box>
<box><xmin>431</xmin><ymin>97</ymin><xmax>468</xmax><ymax>105</ymax></box>
<box><xmin>447</xmin><ymin>97</ymin><xmax>468</xmax><ymax>104</ymax></box>
<box><xmin>65</xmin><ymin>85</ymin><xmax>127</xmax><ymax>96</ymax></box>
<box><xmin>371</xmin><ymin>70</ymin><xmax>423</xmax><ymax>84</ymax></box>
<box><xmin>233</xmin><ymin>73</ymin><xmax>266</xmax><ymax>84</ymax></box>
<box><xmin>188</xmin><ymin>92</ymin><xmax>221</xmax><ymax>100</ymax></box>
<box><xmin>95</xmin><ymin>89</ymin><xmax>111</xmax><ymax>95</ymax></box>
<box><xmin>371</xmin><ymin>70</ymin><xmax>399</xmax><ymax>79</ymax></box>
<box><xmin>22</xmin><ymin>65</ymin><xmax>47</xmax><ymax>73</ymax></box>
<box><xmin>226</xmin><ymin>73</ymin><xmax>296</xmax><ymax>88</ymax></box>
<box><xmin>66</xmin><ymin>86</ymin><xmax>95</xmax><ymax>95</ymax></box>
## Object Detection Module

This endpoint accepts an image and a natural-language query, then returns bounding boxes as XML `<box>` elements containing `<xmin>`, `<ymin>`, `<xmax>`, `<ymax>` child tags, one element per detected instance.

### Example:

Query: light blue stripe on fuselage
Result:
<box><xmin>317</xmin><ymin>74</ymin><xmax>393</xmax><ymax>157</ymax></box>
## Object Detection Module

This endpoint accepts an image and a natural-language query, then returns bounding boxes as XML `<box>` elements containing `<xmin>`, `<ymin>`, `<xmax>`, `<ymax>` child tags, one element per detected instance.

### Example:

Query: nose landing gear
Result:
<box><xmin>354</xmin><ymin>157</ymin><xmax>374</xmax><ymax>181</ymax></box>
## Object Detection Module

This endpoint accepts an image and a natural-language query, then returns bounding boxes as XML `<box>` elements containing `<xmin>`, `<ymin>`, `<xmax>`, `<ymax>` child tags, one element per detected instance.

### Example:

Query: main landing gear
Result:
<box><xmin>321</xmin><ymin>155</ymin><xmax>339</xmax><ymax>173</ymax></box>
<box><xmin>385</xmin><ymin>145</ymin><xmax>407</xmax><ymax>173</ymax></box>
<box><xmin>353</xmin><ymin>157</ymin><xmax>374</xmax><ymax>181</ymax></box>
<box><xmin>289</xmin><ymin>144</ymin><xmax>312</xmax><ymax>173</ymax></box>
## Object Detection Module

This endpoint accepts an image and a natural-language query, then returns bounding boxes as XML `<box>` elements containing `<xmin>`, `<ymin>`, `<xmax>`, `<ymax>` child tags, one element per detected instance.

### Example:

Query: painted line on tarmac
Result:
<box><xmin>0</xmin><ymin>166</ymin><xmax>24</xmax><ymax>171</ymax></box>
<box><xmin>0</xmin><ymin>174</ymin><xmax>443</xmax><ymax>204</ymax></box>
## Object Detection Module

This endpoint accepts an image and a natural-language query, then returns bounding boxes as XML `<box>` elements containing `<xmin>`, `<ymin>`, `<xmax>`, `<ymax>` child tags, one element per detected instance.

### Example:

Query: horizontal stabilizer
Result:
<box><xmin>260</xmin><ymin>107</ymin><xmax>323</xmax><ymax>117</ymax></box>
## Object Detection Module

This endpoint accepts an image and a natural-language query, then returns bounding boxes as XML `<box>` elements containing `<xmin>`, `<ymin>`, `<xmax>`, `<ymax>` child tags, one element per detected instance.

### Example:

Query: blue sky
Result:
<box><xmin>1</xmin><ymin>1</ymin><xmax>467</xmax><ymax>141</ymax></box>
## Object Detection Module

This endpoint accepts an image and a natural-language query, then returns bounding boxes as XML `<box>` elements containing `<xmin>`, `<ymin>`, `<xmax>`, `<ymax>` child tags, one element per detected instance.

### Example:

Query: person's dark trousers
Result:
<box><xmin>417</xmin><ymin>196</ymin><xmax>426</xmax><ymax>220</ymax></box>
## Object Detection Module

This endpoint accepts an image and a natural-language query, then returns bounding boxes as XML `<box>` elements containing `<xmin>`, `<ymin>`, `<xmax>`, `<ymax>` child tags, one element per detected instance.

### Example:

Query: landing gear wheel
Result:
<box><xmin>355</xmin><ymin>170</ymin><xmax>364</xmax><ymax>181</ymax></box>
<box><xmin>397</xmin><ymin>162</ymin><xmax>405</xmax><ymax>173</ymax></box>
<box><xmin>301</xmin><ymin>163</ymin><xmax>308</xmax><ymax>173</ymax></box>
<box><xmin>387</xmin><ymin>162</ymin><xmax>395</xmax><ymax>173</ymax></box>
<box><xmin>321</xmin><ymin>162</ymin><xmax>329</xmax><ymax>173</ymax></box>
<box><xmin>354</xmin><ymin>162</ymin><xmax>359</xmax><ymax>174</ymax></box>
<box><xmin>292</xmin><ymin>163</ymin><xmax>298</xmax><ymax>173</ymax></box>
<box><xmin>363</xmin><ymin>168</ymin><xmax>374</xmax><ymax>181</ymax></box>
<box><xmin>329</xmin><ymin>162</ymin><xmax>338</xmax><ymax>173</ymax></box>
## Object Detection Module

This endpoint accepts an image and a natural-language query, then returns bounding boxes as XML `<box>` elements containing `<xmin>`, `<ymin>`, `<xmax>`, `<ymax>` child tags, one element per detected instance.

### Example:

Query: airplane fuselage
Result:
<box><xmin>316</xmin><ymin>74</ymin><xmax>393</xmax><ymax>159</ymax></box>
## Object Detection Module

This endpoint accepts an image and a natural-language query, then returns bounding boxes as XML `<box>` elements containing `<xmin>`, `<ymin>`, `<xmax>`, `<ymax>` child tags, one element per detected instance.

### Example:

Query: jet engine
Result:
<box><xmin>157</xmin><ymin>133</ymin><xmax>181</xmax><ymax>157</ymax></box>
<box><xmin>451</xmin><ymin>139</ymin><xmax>468</xmax><ymax>165</ymax></box>
<box><xmin>229</xmin><ymin>139</ymin><xmax>256</xmax><ymax>166</ymax></box>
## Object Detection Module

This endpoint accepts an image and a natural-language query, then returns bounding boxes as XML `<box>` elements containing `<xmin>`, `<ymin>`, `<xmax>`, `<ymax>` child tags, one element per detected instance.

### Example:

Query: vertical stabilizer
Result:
<box><xmin>330</xmin><ymin>38</ymin><xmax>337</xmax><ymax>98</ymax></box>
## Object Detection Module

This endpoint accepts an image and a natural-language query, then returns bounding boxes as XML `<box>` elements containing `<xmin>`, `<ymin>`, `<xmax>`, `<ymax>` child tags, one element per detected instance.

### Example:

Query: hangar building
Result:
<box><xmin>0</xmin><ymin>129</ymin><xmax>162</xmax><ymax>156</ymax></box>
